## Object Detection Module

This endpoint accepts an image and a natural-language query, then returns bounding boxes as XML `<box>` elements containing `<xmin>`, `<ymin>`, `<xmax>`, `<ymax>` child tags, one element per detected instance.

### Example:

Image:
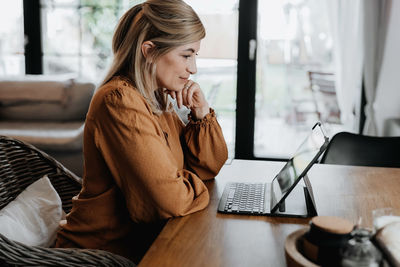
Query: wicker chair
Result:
<box><xmin>0</xmin><ymin>135</ymin><xmax>135</xmax><ymax>266</ymax></box>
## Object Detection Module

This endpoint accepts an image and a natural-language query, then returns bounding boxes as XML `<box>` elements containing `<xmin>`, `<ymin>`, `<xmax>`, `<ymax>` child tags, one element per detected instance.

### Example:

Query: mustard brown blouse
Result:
<box><xmin>55</xmin><ymin>77</ymin><xmax>228</xmax><ymax>263</ymax></box>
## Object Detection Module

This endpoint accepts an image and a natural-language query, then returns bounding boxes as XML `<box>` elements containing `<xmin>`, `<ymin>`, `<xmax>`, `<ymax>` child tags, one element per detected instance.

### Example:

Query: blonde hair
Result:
<box><xmin>101</xmin><ymin>0</ymin><xmax>206</xmax><ymax>113</ymax></box>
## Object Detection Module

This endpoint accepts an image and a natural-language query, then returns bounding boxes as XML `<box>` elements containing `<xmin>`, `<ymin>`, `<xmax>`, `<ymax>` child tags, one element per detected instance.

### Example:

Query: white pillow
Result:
<box><xmin>0</xmin><ymin>175</ymin><xmax>65</xmax><ymax>247</ymax></box>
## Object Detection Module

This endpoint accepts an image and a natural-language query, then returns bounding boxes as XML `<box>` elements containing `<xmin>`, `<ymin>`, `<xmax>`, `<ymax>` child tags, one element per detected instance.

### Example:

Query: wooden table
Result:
<box><xmin>139</xmin><ymin>160</ymin><xmax>400</xmax><ymax>267</ymax></box>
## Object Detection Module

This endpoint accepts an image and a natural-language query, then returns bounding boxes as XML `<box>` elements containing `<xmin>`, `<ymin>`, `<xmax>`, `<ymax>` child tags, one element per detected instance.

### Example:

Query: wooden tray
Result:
<box><xmin>284</xmin><ymin>228</ymin><xmax>320</xmax><ymax>267</ymax></box>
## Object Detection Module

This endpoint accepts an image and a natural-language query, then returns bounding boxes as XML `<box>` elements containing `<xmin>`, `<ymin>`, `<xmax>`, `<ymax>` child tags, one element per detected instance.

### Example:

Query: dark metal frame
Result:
<box><xmin>23</xmin><ymin>0</ymin><xmax>42</xmax><ymax>74</ymax></box>
<box><xmin>235</xmin><ymin>0</ymin><xmax>257</xmax><ymax>159</ymax></box>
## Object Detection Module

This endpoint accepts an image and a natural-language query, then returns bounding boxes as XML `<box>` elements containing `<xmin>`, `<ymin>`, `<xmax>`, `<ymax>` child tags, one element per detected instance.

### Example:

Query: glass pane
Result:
<box><xmin>42</xmin><ymin>7</ymin><xmax>80</xmax><ymax>54</ymax></box>
<box><xmin>41</xmin><ymin>1</ymin><xmax>132</xmax><ymax>79</ymax></box>
<box><xmin>82</xmin><ymin>0</ymin><xmax>119</xmax><ymax>6</ymax></box>
<box><xmin>80</xmin><ymin>55</ymin><xmax>112</xmax><ymax>82</ymax></box>
<box><xmin>0</xmin><ymin>55</ymin><xmax>25</xmax><ymax>76</ymax></box>
<box><xmin>0</xmin><ymin>1</ymin><xmax>24</xmax><ymax>75</ymax></box>
<box><xmin>254</xmin><ymin>0</ymin><xmax>343</xmax><ymax>158</ymax></box>
<box><xmin>43</xmin><ymin>55</ymin><xmax>79</xmax><ymax>75</ymax></box>
<box><xmin>117</xmin><ymin>0</ymin><xmax>144</xmax><ymax>11</ymax></box>
<box><xmin>41</xmin><ymin>0</ymin><xmax>79</xmax><ymax>7</ymax></box>
<box><xmin>187</xmin><ymin>0</ymin><xmax>239</xmax><ymax>159</ymax></box>
<box><xmin>80</xmin><ymin>6</ymin><xmax>118</xmax><ymax>55</ymax></box>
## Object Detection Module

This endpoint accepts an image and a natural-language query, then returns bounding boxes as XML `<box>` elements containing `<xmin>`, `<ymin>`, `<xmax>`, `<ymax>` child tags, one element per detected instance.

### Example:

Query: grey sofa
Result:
<box><xmin>0</xmin><ymin>75</ymin><xmax>95</xmax><ymax>177</ymax></box>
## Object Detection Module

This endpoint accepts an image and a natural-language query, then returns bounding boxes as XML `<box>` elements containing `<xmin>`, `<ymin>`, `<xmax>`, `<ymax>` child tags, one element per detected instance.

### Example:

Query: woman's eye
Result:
<box><xmin>182</xmin><ymin>55</ymin><xmax>191</xmax><ymax>59</ymax></box>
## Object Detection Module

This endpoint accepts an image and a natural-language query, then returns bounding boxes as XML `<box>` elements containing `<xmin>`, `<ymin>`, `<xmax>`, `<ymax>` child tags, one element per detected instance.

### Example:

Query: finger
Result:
<box><xmin>182</xmin><ymin>86</ymin><xmax>188</xmax><ymax>107</ymax></box>
<box><xmin>176</xmin><ymin>90</ymin><xmax>183</xmax><ymax>108</ymax></box>
<box><xmin>189</xmin><ymin>82</ymin><xmax>205</xmax><ymax>108</ymax></box>
<box><xmin>167</xmin><ymin>90</ymin><xmax>176</xmax><ymax>99</ymax></box>
<box><xmin>184</xmin><ymin>80</ymin><xmax>194</xmax><ymax>91</ymax></box>
<box><xmin>187</xmin><ymin>86</ymin><xmax>194</xmax><ymax>107</ymax></box>
<box><xmin>186</xmin><ymin>80</ymin><xmax>196</xmax><ymax>105</ymax></box>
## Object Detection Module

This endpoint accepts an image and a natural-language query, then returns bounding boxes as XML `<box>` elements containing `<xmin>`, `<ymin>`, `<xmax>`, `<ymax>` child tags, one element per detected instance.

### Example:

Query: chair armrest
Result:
<box><xmin>0</xmin><ymin>233</ymin><xmax>136</xmax><ymax>267</ymax></box>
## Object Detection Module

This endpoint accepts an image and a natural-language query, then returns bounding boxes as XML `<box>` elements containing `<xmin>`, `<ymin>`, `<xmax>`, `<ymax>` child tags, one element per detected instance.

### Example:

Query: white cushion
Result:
<box><xmin>0</xmin><ymin>175</ymin><xmax>65</xmax><ymax>247</ymax></box>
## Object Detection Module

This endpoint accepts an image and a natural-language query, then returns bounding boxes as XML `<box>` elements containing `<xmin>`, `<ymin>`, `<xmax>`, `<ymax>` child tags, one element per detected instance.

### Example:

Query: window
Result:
<box><xmin>8</xmin><ymin>0</ymin><xmax>351</xmax><ymax>160</ymax></box>
<box><xmin>254</xmin><ymin>0</ymin><xmax>339</xmax><ymax>158</ymax></box>
<box><xmin>40</xmin><ymin>0</ymin><xmax>142</xmax><ymax>81</ymax></box>
<box><xmin>0</xmin><ymin>1</ymin><xmax>25</xmax><ymax>75</ymax></box>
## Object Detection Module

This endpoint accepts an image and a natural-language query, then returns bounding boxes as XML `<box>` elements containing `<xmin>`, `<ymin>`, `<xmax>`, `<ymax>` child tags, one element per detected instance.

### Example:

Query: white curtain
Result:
<box><xmin>362</xmin><ymin>0</ymin><xmax>391</xmax><ymax>135</ymax></box>
<box><xmin>326</xmin><ymin>0</ymin><xmax>364</xmax><ymax>132</ymax></box>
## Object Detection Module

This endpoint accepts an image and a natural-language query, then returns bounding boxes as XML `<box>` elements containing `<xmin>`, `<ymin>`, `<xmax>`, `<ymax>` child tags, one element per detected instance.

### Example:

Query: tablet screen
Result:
<box><xmin>270</xmin><ymin>123</ymin><xmax>329</xmax><ymax>213</ymax></box>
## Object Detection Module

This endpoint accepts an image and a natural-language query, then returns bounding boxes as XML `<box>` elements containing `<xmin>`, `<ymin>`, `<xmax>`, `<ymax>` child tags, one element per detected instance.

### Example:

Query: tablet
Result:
<box><xmin>270</xmin><ymin>122</ymin><xmax>329</xmax><ymax>213</ymax></box>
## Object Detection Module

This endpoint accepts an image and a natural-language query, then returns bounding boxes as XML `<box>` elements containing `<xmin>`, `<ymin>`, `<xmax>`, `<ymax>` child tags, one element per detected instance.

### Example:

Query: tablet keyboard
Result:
<box><xmin>222</xmin><ymin>182</ymin><xmax>266</xmax><ymax>214</ymax></box>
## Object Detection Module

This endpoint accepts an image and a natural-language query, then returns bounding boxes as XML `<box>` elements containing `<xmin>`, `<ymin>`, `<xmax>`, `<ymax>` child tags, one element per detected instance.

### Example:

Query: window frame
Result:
<box><xmin>23</xmin><ymin>0</ymin><xmax>43</xmax><ymax>74</ymax></box>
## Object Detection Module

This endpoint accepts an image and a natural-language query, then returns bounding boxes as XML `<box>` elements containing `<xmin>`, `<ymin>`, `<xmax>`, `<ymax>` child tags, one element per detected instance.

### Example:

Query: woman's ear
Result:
<box><xmin>141</xmin><ymin>41</ymin><xmax>155</xmax><ymax>60</ymax></box>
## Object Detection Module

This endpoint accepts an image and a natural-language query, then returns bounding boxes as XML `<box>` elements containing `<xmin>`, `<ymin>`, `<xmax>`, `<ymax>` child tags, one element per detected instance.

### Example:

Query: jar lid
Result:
<box><xmin>311</xmin><ymin>216</ymin><xmax>354</xmax><ymax>234</ymax></box>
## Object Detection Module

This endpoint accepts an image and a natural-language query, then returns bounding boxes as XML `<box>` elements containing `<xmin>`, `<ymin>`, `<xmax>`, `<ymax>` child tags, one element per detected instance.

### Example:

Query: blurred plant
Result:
<box><xmin>80</xmin><ymin>0</ymin><xmax>144</xmax><ymax>71</ymax></box>
<box><xmin>81</xmin><ymin>0</ymin><xmax>121</xmax><ymax>70</ymax></box>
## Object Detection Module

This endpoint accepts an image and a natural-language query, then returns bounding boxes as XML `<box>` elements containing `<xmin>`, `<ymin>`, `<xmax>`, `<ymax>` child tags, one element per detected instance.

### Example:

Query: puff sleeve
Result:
<box><xmin>183</xmin><ymin>109</ymin><xmax>228</xmax><ymax>180</ymax></box>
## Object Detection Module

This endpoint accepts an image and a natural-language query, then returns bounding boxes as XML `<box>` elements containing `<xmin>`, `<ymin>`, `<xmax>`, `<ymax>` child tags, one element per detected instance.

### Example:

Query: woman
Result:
<box><xmin>55</xmin><ymin>0</ymin><xmax>228</xmax><ymax>263</ymax></box>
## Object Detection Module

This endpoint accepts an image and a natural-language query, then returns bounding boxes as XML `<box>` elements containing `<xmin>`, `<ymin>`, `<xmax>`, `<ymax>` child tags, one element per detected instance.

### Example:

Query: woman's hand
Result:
<box><xmin>166</xmin><ymin>80</ymin><xmax>210</xmax><ymax>120</ymax></box>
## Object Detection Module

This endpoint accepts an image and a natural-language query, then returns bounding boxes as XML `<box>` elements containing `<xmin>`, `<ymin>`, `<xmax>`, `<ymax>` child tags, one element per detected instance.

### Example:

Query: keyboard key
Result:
<box><xmin>228</xmin><ymin>189</ymin><xmax>235</xmax><ymax>199</ymax></box>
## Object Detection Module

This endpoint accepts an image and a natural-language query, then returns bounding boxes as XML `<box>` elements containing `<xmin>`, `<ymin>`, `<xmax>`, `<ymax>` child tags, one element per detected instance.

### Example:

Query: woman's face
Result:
<box><xmin>155</xmin><ymin>41</ymin><xmax>200</xmax><ymax>91</ymax></box>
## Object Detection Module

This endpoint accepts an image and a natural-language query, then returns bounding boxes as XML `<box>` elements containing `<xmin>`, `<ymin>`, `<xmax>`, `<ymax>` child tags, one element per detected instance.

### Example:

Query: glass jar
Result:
<box><xmin>341</xmin><ymin>228</ymin><xmax>382</xmax><ymax>267</ymax></box>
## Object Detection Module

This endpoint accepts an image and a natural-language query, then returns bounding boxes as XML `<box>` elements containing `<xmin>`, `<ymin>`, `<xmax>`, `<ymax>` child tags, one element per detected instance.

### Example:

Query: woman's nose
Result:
<box><xmin>187</xmin><ymin>59</ymin><xmax>197</xmax><ymax>75</ymax></box>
